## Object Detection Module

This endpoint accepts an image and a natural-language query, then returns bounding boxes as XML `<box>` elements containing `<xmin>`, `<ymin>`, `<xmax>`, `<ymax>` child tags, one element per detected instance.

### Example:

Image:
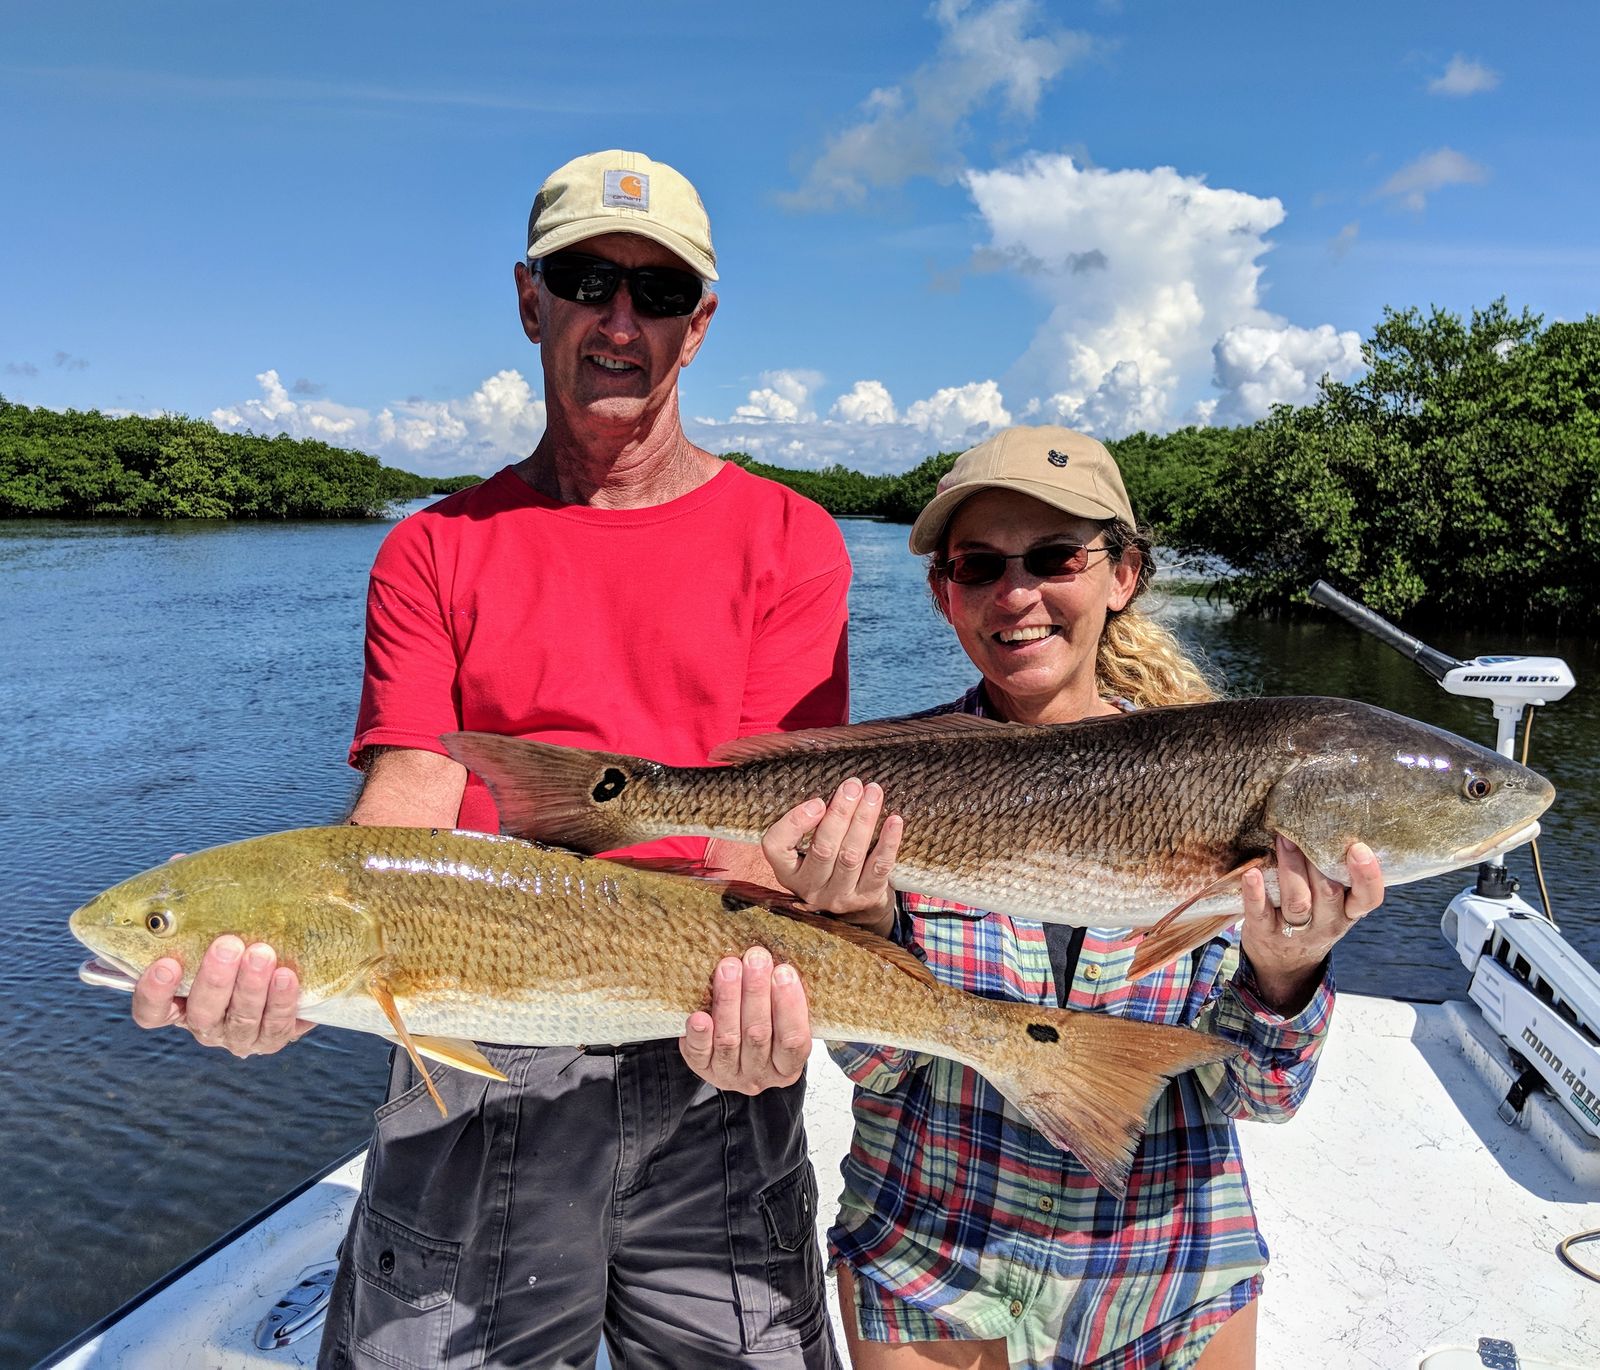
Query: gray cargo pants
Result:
<box><xmin>318</xmin><ymin>1038</ymin><xmax>841</xmax><ymax>1369</ymax></box>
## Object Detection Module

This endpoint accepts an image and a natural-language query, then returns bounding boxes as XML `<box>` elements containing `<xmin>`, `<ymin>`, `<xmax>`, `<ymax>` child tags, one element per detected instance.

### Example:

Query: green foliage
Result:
<box><xmin>0</xmin><ymin>398</ymin><xmax>479</xmax><ymax>519</ymax></box>
<box><xmin>724</xmin><ymin>448</ymin><xmax>961</xmax><ymax>525</ymax></box>
<box><xmin>1184</xmin><ymin>300</ymin><xmax>1600</xmax><ymax>626</ymax></box>
<box><xmin>1108</xmin><ymin>426</ymin><xmax>1250</xmax><ymax>537</ymax></box>
<box><xmin>721</xmin><ymin>300</ymin><xmax>1600</xmax><ymax>629</ymax></box>
<box><xmin>730</xmin><ymin>454</ymin><xmax>900</xmax><ymax>517</ymax></box>
<box><xmin>12</xmin><ymin>297</ymin><xmax>1595</xmax><ymax>625</ymax></box>
<box><xmin>877</xmin><ymin>451</ymin><xmax>960</xmax><ymax>524</ymax></box>
<box><xmin>430</xmin><ymin>474</ymin><xmax>486</xmax><ymax>495</ymax></box>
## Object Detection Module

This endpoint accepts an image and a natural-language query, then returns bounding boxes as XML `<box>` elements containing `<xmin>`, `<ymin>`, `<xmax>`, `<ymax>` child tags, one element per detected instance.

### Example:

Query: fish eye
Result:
<box><xmin>145</xmin><ymin>910</ymin><xmax>175</xmax><ymax>935</ymax></box>
<box><xmin>1463</xmin><ymin>775</ymin><xmax>1495</xmax><ymax>801</ymax></box>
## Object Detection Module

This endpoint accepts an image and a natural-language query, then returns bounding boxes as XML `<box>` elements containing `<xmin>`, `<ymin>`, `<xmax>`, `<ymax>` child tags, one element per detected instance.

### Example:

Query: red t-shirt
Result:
<box><xmin>351</xmin><ymin>462</ymin><xmax>852</xmax><ymax>852</ymax></box>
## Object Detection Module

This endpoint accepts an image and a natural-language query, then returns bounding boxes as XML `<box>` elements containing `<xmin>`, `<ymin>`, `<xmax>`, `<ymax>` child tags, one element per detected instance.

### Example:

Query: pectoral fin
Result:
<box><xmin>1128</xmin><ymin>858</ymin><xmax>1265</xmax><ymax>980</ymax></box>
<box><xmin>369</xmin><ymin>977</ymin><xmax>449</xmax><ymax>1116</ymax></box>
<box><xmin>382</xmin><ymin>1034</ymin><xmax>509</xmax><ymax>1082</ymax></box>
<box><xmin>1128</xmin><ymin>913</ymin><xmax>1241</xmax><ymax>981</ymax></box>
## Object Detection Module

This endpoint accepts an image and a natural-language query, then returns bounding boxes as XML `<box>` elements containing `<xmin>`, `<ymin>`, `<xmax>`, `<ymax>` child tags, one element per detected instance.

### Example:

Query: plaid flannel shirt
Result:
<box><xmin>826</xmin><ymin>687</ymin><xmax>1335</xmax><ymax>1368</ymax></box>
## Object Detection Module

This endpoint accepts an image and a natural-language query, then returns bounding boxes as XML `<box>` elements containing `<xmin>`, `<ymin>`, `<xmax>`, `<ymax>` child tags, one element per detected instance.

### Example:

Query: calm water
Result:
<box><xmin>3</xmin><ymin>511</ymin><xmax>1598</xmax><ymax>1365</ymax></box>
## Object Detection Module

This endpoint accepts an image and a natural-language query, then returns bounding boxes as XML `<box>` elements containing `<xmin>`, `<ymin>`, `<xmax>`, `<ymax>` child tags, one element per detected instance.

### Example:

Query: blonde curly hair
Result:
<box><xmin>1097</xmin><ymin>519</ymin><xmax>1220</xmax><ymax>708</ymax></box>
<box><xmin>926</xmin><ymin>516</ymin><xmax>1220</xmax><ymax>710</ymax></box>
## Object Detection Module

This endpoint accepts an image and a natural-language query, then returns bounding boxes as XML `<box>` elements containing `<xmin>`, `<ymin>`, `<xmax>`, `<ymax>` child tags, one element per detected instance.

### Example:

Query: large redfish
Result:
<box><xmin>443</xmin><ymin>697</ymin><xmax>1554</xmax><ymax>975</ymax></box>
<box><xmin>69</xmin><ymin>827</ymin><xmax>1236</xmax><ymax>1194</ymax></box>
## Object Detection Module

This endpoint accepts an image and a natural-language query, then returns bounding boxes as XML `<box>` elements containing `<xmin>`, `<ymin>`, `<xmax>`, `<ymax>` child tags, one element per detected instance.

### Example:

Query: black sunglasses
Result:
<box><xmin>533</xmin><ymin>252</ymin><xmax>703</xmax><ymax>318</ymax></box>
<box><xmin>936</xmin><ymin>542</ymin><xmax>1112</xmax><ymax>586</ymax></box>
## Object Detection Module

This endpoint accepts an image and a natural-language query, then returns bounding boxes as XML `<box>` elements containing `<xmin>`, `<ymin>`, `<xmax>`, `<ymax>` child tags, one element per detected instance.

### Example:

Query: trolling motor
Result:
<box><xmin>1308</xmin><ymin>581</ymin><xmax>1600</xmax><ymax>1142</ymax></box>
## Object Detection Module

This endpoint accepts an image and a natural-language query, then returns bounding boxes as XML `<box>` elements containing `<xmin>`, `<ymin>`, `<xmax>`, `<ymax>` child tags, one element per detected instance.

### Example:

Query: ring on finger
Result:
<box><xmin>1280</xmin><ymin>910</ymin><xmax>1313</xmax><ymax>937</ymax></box>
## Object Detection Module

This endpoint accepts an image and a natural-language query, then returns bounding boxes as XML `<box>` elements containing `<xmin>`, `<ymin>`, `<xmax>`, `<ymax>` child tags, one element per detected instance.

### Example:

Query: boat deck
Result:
<box><xmin>45</xmin><ymin>996</ymin><xmax>1600</xmax><ymax>1369</ymax></box>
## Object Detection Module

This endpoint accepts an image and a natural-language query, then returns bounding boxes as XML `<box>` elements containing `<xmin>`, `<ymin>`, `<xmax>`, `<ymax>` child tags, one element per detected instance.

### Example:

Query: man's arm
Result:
<box><xmin>347</xmin><ymin>746</ymin><xmax>467</xmax><ymax>827</ymax></box>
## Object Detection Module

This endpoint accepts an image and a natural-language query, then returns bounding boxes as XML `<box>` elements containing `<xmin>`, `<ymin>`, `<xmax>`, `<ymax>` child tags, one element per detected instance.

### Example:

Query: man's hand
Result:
<box><xmin>679</xmin><ymin>946</ymin><xmax>812</xmax><ymax>1093</ymax></box>
<box><xmin>131</xmin><ymin>935</ymin><xmax>312</xmax><ymax>1058</ymax></box>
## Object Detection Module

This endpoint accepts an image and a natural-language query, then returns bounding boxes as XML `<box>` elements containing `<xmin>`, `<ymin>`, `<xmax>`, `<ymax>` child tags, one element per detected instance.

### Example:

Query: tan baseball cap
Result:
<box><xmin>525</xmin><ymin>149</ymin><xmax>718</xmax><ymax>281</ymax></box>
<box><xmin>908</xmin><ymin>424</ymin><xmax>1135</xmax><ymax>554</ymax></box>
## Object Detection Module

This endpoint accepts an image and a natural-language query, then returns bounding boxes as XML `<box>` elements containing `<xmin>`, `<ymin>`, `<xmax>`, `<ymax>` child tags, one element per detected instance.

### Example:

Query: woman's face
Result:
<box><xmin>933</xmin><ymin>489</ymin><xmax>1141</xmax><ymax>725</ymax></box>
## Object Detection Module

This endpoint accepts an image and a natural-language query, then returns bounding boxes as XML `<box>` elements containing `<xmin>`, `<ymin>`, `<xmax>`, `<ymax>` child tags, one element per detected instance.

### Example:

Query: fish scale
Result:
<box><xmin>445</xmin><ymin>696</ymin><xmax>1554</xmax><ymax>952</ymax></box>
<box><xmin>71</xmin><ymin>826</ymin><xmax>1240</xmax><ymax>1193</ymax></box>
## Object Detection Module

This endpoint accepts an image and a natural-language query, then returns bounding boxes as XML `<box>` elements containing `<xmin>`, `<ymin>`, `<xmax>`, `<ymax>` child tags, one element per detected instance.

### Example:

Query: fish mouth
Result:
<box><xmin>1450</xmin><ymin>818</ymin><xmax>1542</xmax><ymax>865</ymax></box>
<box><xmin>78</xmin><ymin>957</ymin><xmax>140</xmax><ymax>994</ymax></box>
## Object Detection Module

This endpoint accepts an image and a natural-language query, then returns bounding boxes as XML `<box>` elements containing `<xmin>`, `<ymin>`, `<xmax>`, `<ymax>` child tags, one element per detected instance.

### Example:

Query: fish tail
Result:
<box><xmin>442</xmin><ymin>731</ymin><xmax>654</xmax><ymax>852</ymax></box>
<box><xmin>963</xmin><ymin>1001</ymin><xmax>1239</xmax><ymax>1195</ymax></box>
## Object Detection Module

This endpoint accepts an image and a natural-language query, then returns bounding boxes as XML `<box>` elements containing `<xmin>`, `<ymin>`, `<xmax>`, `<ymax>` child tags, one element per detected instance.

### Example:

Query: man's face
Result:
<box><xmin>515</xmin><ymin>232</ymin><xmax>717</xmax><ymax>432</ymax></box>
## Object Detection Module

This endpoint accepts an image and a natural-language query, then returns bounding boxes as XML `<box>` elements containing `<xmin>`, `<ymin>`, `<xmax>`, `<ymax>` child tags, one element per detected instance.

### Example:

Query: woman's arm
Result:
<box><xmin>1192</xmin><ymin>838</ymin><xmax>1383</xmax><ymax>1120</ymax></box>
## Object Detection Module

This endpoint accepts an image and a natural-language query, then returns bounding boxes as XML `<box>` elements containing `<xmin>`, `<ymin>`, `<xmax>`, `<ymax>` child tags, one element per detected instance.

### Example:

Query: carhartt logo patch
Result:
<box><xmin>1047</xmin><ymin>449</ymin><xmax>1070</xmax><ymax>467</ymax></box>
<box><xmin>603</xmin><ymin>170</ymin><xmax>649</xmax><ymax>211</ymax></box>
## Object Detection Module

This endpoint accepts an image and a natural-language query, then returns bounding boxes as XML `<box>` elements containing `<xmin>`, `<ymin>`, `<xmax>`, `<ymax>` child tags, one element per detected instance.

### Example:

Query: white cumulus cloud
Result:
<box><xmin>831</xmin><ymin>379</ymin><xmax>899</xmax><ymax>425</ymax></box>
<box><xmin>965</xmin><ymin>153</ymin><xmax>1293</xmax><ymax>434</ymax></box>
<box><xmin>212</xmin><ymin>368</ymin><xmax>545</xmax><ymax>473</ymax></box>
<box><xmin>733</xmin><ymin>369</ymin><xmax>823</xmax><ymax>423</ymax></box>
<box><xmin>956</xmin><ymin>152</ymin><xmax>1371</xmax><ymax>435</ymax></box>
<box><xmin>1206</xmin><ymin>323</ymin><xmax>1363</xmax><ymax>426</ymax></box>
<box><xmin>1375</xmin><ymin>147</ymin><xmax>1489</xmax><ymax>212</ymax></box>
<box><xmin>690</xmin><ymin>377</ymin><xmax>1010</xmax><ymax>472</ymax></box>
<box><xmin>1031</xmin><ymin>359</ymin><xmax>1168</xmax><ymax>436</ymax></box>
<box><xmin>905</xmin><ymin>380</ymin><xmax>1011</xmax><ymax>446</ymax></box>
<box><xmin>1428</xmin><ymin>55</ymin><xmax>1501</xmax><ymax>97</ymax></box>
<box><xmin>781</xmin><ymin>0</ymin><xmax>1093</xmax><ymax>209</ymax></box>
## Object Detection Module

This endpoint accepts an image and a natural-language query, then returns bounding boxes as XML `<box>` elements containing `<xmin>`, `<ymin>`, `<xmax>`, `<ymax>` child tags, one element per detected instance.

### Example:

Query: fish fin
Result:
<box><xmin>611</xmin><ymin>864</ymin><xmax>934</xmax><ymax>985</ymax></box>
<box><xmin>768</xmin><ymin>909</ymin><xmax>940</xmax><ymax>988</ymax></box>
<box><xmin>1127</xmin><ymin>913</ymin><xmax>1242</xmax><ymax>981</ymax></box>
<box><xmin>708</xmin><ymin>714</ymin><xmax>1009</xmax><ymax>763</ymax></box>
<box><xmin>596</xmin><ymin>858</ymin><xmax>813</xmax><ymax>916</ymax></box>
<box><xmin>708</xmin><ymin>879</ymin><xmax>816</xmax><ymax>912</ymax></box>
<box><xmin>602</xmin><ymin>854</ymin><xmax>716</xmax><ymax>878</ymax></box>
<box><xmin>1126</xmin><ymin>857</ymin><xmax>1265</xmax><ymax>980</ymax></box>
<box><xmin>442</xmin><ymin>732</ymin><xmax>645</xmax><ymax>853</ymax></box>
<box><xmin>975</xmin><ymin>1004</ymin><xmax>1238</xmax><ymax>1195</ymax></box>
<box><xmin>369</xmin><ymin>977</ymin><xmax>449</xmax><ymax>1116</ymax></box>
<box><xmin>405</xmin><ymin>1036</ymin><xmax>509</xmax><ymax>1081</ymax></box>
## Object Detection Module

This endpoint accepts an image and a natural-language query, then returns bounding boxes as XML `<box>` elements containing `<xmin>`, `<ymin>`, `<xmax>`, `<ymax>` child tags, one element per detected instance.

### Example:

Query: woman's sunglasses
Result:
<box><xmin>936</xmin><ymin>542</ymin><xmax>1112</xmax><ymax>586</ymax></box>
<box><xmin>533</xmin><ymin>252</ymin><xmax>703</xmax><ymax>319</ymax></box>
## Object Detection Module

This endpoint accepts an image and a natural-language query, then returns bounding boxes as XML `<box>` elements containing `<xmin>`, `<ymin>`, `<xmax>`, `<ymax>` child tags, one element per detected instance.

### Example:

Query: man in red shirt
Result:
<box><xmin>131</xmin><ymin>149</ymin><xmax>851</xmax><ymax>1368</ymax></box>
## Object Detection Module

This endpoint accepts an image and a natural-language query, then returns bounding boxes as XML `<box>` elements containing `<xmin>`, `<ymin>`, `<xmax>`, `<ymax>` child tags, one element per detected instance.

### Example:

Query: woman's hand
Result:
<box><xmin>760</xmin><ymin>778</ymin><xmax>903</xmax><ymax>938</ymax></box>
<box><xmin>1240</xmin><ymin>837</ymin><xmax>1384</xmax><ymax>1015</ymax></box>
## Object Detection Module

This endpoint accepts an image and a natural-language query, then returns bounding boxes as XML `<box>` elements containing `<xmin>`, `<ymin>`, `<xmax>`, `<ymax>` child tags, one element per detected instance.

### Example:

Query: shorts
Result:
<box><xmin>319</xmin><ymin>1039</ymin><xmax>841</xmax><ymax>1369</ymax></box>
<box><xmin>846</xmin><ymin>1261</ymin><xmax>1262</xmax><ymax>1370</ymax></box>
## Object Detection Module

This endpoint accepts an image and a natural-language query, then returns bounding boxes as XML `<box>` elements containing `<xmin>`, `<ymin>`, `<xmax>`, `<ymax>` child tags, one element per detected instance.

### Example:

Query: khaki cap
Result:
<box><xmin>526</xmin><ymin>149</ymin><xmax>718</xmax><ymax>281</ymax></box>
<box><xmin>909</xmin><ymin>424</ymin><xmax>1135</xmax><ymax>554</ymax></box>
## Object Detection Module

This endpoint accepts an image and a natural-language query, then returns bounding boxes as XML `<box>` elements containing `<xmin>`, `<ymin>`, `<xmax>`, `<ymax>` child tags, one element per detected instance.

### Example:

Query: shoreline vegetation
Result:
<box><xmin>5</xmin><ymin>302</ymin><xmax>1596</xmax><ymax>624</ymax></box>
<box><xmin>0</xmin><ymin>400</ymin><xmax>481</xmax><ymax>520</ymax></box>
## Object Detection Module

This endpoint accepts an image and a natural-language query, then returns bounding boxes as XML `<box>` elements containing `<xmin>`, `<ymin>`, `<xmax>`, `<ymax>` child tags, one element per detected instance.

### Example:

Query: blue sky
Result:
<box><xmin>4</xmin><ymin>1</ymin><xmax>1596</xmax><ymax>474</ymax></box>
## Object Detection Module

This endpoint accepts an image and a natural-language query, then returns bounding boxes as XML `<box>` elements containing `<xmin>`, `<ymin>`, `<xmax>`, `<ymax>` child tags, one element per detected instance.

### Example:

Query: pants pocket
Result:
<box><xmin>322</xmin><ymin>1051</ymin><xmax>499</xmax><ymax>1369</ymax></box>
<box><xmin>344</xmin><ymin>1201</ymin><xmax>462</xmax><ymax>1370</ymax></box>
<box><xmin>734</xmin><ymin>1159</ymin><xmax>826</xmax><ymax>1352</ymax></box>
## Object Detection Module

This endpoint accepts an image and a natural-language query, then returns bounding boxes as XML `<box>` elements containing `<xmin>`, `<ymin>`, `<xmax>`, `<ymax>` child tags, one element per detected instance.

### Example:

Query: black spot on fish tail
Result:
<box><xmin>592</xmin><ymin>768</ymin><xmax>628</xmax><ymax>803</ymax></box>
<box><xmin>1027</xmin><ymin>1023</ymin><xmax>1061</xmax><ymax>1043</ymax></box>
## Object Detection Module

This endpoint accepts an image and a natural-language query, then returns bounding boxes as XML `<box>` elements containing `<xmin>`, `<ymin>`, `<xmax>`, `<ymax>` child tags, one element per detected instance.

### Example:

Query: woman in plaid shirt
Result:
<box><xmin>762</xmin><ymin>426</ymin><xmax>1385</xmax><ymax>1369</ymax></box>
